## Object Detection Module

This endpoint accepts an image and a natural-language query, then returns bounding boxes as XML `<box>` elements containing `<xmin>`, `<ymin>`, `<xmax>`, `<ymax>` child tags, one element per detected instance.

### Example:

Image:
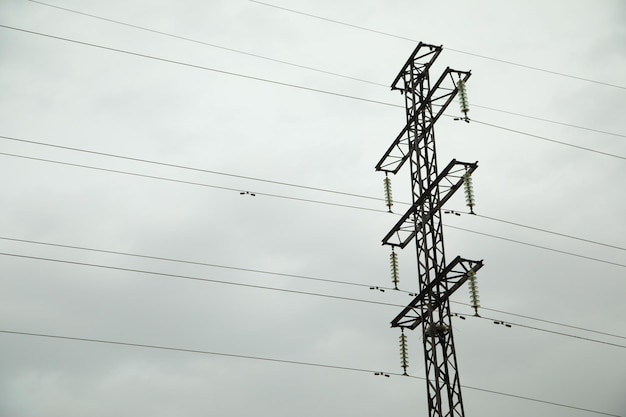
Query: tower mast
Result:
<box><xmin>376</xmin><ymin>42</ymin><xmax>483</xmax><ymax>417</ymax></box>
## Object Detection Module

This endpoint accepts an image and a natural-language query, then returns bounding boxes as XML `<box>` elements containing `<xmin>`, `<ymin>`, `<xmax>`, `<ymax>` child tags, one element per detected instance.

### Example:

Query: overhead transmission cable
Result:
<box><xmin>0</xmin><ymin>251</ymin><xmax>404</xmax><ymax>308</ymax></box>
<box><xmin>0</xmin><ymin>151</ymin><xmax>385</xmax><ymax>213</ymax></box>
<box><xmin>2</xmin><ymin>133</ymin><xmax>623</xmax><ymax>252</ymax></box>
<box><xmin>248</xmin><ymin>0</ymin><xmax>626</xmax><ymax>91</ymax></box>
<box><xmin>445</xmin><ymin>115</ymin><xmax>626</xmax><ymax>160</ymax></box>
<box><xmin>0</xmin><ymin>330</ymin><xmax>620</xmax><ymax>417</ymax></box>
<box><xmin>6</xmin><ymin>9</ymin><xmax>624</xmax><ymax>406</ymax></box>
<box><xmin>472</xmin><ymin>315</ymin><xmax>626</xmax><ymax>349</ymax></box>
<box><xmin>3</xmin><ymin>234</ymin><xmax>624</xmax><ymax>342</ymax></box>
<box><xmin>30</xmin><ymin>0</ymin><xmax>626</xmax><ymax>92</ymax></box>
<box><xmin>462</xmin><ymin>302</ymin><xmax>626</xmax><ymax>341</ymax></box>
<box><xmin>448</xmin><ymin>210</ymin><xmax>625</xmax><ymax>252</ymax></box>
<box><xmin>1</xmin><ymin>251</ymin><xmax>624</xmax><ymax>350</ymax></box>
<box><xmin>0</xmin><ymin>235</ymin><xmax>373</xmax><ymax>291</ymax></box>
<box><xmin>1</xmin><ymin>248</ymin><xmax>625</xmax><ymax>349</ymax></box>
<box><xmin>1</xmin><ymin>150</ymin><xmax>624</xmax><ymax>269</ymax></box>
<box><xmin>468</xmin><ymin>104</ymin><xmax>625</xmax><ymax>139</ymax></box>
<box><xmin>1</xmin><ymin>24</ymin><xmax>625</xmax><ymax>161</ymax></box>
<box><xmin>25</xmin><ymin>0</ymin><xmax>384</xmax><ymax>87</ymax></box>
<box><xmin>446</xmin><ymin>209</ymin><xmax>625</xmax><ymax>248</ymax></box>
<box><xmin>0</xmin><ymin>134</ymin><xmax>381</xmax><ymax>203</ymax></box>
<box><xmin>471</xmin><ymin>119</ymin><xmax>626</xmax><ymax>160</ymax></box>
<box><xmin>447</xmin><ymin>224</ymin><xmax>625</xmax><ymax>269</ymax></box>
<box><xmin>26</xmin><ymin>0</ymin><xmax>626</xmax><ymax>139</ymax></box>
<box><xmin>0</xmin><ymin>24</ymin><xmax>398</xmax><ymax>109</ymax></box>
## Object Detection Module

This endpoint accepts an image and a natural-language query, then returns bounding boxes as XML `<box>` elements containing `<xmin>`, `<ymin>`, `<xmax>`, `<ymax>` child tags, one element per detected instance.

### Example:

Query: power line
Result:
<box><xmin>1</xmin><ymin>150</ymin><xmax>624</xmax><ymax>269</ymax></box>
<box><xmin>1</xmin><ymin>27</ymin><xmax>624</xmax><ymax>266</ymax></box>
<box><xmin>25</xmin><ymin>0</ymin><xmax>386</xmax><ymax>88</ymax></box>
<box><xmin>26</xmin><ymin>248</ymin><xmax>617</xmax><ymax>353</ymax></box>
<box><xmin>2</xmin><ymin>134</ymin><xmax>623</xmax><ymax>252</ymax></box>
<box><xmin>0</xmin><ymin>235</ymin><xmax>375</xmax><ymax>291</ymax></box>
<box><xmin>248</xmin><ymin>0</ymin><xmax>626</xmax><ymax>91</ymax></box>
<box><xmin>3</xmin><ymin>248</ymin><xmax>625</xmax><ymax>382</ymax></box>
<box><xmin>0</xmin><ymin>151</ymin><xmax>385</xmax><ymax>213</ymax></box>
<box><xmin>469</xmin><ymin>104</ymin><xmax>626</xmax><ymax>139</ymax></box>
<box><xmin>465</xmin><ymin>212</ymin><xmax>625</xmax><ymax>252</ymax></box>
<box><xmin>2</xmin><ymin>239</ymin><xmax>625</xmax><ymax>349</ymax></box>
<box><xmin>0</xmin><ymin>134</ymin><xmax>382</xmax><ymax>203</ymax></box>
<box><xmin>1</xmin><ymin>329</ymin><xmax>620</xmax><ymax>416</ymax></box>
<box><xmin>4</xmin><ymin>234</ymin><xmax>624</xmax><ymax>342</ymax></box>
<box><xmin>445</xmin><ymin>210</ymin><xmax>625</xmax><ymax>252</ymax></box>
<box><xmin>472</xmin><ymin>304</ymin><xmax>626</xmax><ymax>341</ymax></box>
<box><xmin>27</xmin><ymin>0</ymin><xmax>626</xmax><ymax>139</ymax></box>
<box><xmin>446</xmin><ymin>225</ymin><xmax>626</xmax><ymax>269</ymax></box>
<box><xmin>2</xmin><ymin>24</ymin><xmax>625</xmax><ymax>161</ymax></box>
<box><xmin>0</xmin><ymin>24</ymin><xmax>400</xmax><ymax>109</ymax></box>
<box><xmin>472</xmin><ymin>119</ymin><xmax>626</xmax><ymax>161</ymax></box>
<box><xmin>4</xmin><ymin>156</ymin><xmax>623</xmax><ymax>347</ymax></box>
<box><xmin>0</xmin><ymin>328</ymin><xmax>396</xmax><ymax>374</ymax></box>
<box><xmin>4</xmin><ymin>8</ymin><xmax>620</xmax><ymax>410</ymax></box>
<box><xmin>472</xmin><ymin>315</ymin><xmax>626</xmax><ymax>349</ymax></box>
<box><xmin>0</xmin><ymin>251</ymin><xmax>404</xmax><ymax>308</ymax></box>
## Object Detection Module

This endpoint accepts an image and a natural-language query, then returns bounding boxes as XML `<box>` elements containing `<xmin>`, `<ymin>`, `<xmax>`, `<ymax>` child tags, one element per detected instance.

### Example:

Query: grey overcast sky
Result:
<box><xmin>1</xmin><ymin>0</ymin><xmax>625</xmax><ymax>416</ymax></box>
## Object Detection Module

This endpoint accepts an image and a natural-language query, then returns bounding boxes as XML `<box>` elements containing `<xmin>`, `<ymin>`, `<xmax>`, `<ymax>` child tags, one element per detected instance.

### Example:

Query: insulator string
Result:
<box><xmin>389</xmin><ymin>247</ymin><xmax>400</xmax><ymax>289</ymax></box>
<box><xmin>463</xmin><ymin>172</ymin><xmax>475</xmax><ymax>214</ymax></box>
<box><xmin>456</xmin><ymin>79</ymin><xmax>470</xmax><ymax>122</ymax></box>
<box><xmin>399</xmin><ymin>328</ymin><xmax>409</xmax><ymax>376</ymax></box>
<box><xmin>383</xmin><ymin>173</ymin><xmax>393</xmax><ymax>213</ymax></box>
<box><xmin>467</xmin><ymin>270</ymin><xmax>480</xmax><ymax>316</ymax></box>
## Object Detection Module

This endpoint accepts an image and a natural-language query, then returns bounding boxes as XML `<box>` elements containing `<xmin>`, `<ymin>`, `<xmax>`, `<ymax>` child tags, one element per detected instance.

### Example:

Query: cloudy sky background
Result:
<box><xmin>1</xmin><ymin>0</ymin><xmax>625</xmax><ymax>416</ymax></box>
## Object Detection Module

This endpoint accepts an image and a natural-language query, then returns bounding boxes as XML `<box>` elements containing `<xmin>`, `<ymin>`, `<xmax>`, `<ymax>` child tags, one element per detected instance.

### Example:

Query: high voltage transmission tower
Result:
<box><xmin>376</xmin><ymin>43</ymin><xmax>484</xmax><ymax>417</ymax></box>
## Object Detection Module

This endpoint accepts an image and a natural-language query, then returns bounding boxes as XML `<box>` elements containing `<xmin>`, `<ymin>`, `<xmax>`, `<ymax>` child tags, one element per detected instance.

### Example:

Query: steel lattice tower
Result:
<box><xmin>376</xmin><ymin>43</ymin><xmax>484</xmax><ymax>417</ymax></box>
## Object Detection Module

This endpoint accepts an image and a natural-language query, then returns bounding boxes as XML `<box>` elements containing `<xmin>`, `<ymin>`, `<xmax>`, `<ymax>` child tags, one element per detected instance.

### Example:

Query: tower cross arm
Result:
<box><xmin>390</xmin><ymin>257</ymin><xmax>484</xmax><ymax>330</ymax></box>
<box><xmin>376</xmin><ymin>68</ymin><xmax>472</xmax><ymax>174</ymax></box>
<box><xmin>382</xmin><ymin>159</ymin><xmax>478</xmax><ymax>248</ymax></box>
<box><xmin>390</xmin><ymin>42</ymin><xmax>442</xmax><ymax>92</ymax></box>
